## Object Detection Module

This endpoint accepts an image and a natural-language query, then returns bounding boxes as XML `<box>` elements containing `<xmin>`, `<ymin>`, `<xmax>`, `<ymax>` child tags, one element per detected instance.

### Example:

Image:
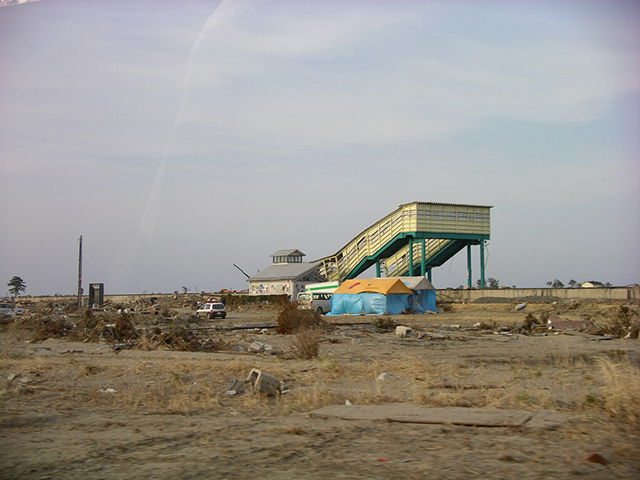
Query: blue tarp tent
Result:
<box><xmin>388</xmin><ymin>276</ymin><xmax>436</xmax><ymax>313</ymax></box>
<box><xmin>328</xmin><ymin>278</ymin><xmax>412</xmax><ymax>315</ymax></box>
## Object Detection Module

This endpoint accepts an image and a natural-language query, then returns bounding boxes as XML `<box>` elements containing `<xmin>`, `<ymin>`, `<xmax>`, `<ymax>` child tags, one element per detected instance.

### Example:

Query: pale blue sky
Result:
<box><xmin>1</xmin><ymin>0</ymin><xmax>638</xmax><ymax>295</ymax></box>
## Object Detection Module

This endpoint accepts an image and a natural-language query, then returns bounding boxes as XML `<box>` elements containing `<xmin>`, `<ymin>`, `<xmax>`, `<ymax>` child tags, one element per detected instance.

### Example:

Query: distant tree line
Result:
<box><xmin>547</xmin><ymin>279</ymin><xmax>611</xmax><ymax>288</ymax></box>
<box><xmin>475</xmin><ymin>278</ymin><xmax>500</xmax><ymax>288</ymax></box>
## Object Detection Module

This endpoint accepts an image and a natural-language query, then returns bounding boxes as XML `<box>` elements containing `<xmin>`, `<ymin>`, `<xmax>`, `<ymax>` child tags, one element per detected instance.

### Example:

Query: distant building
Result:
<box><xmin>581</xmin><ymin>281</ymin><xmax>605</xmax><ymax>288</ymax></box>
<box><xmin>247</xmin><ymin>249</ymin><xmax>326</xmax><ymax>299</ymax></box>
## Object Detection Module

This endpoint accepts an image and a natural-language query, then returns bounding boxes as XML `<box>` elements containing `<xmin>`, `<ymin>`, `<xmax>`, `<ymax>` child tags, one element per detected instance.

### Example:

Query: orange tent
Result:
<box><xmin>333</xmin><ymin>278</ymin><xmax>412</xmax><ymax>295</ymax></box>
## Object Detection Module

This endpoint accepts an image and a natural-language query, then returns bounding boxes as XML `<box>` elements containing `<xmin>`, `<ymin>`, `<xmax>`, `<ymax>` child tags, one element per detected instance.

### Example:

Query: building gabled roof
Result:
<box><xmin>387</xmin><ymin>276</ymin><xmax>435</xmax><ymax>290</ymax></box>
<box><xmin>248</xmin><ymin>262</ymin><xmax>319</xmax><ymax>282</ymax></box>
<box><xmin>270</xmin><ymin>249</ymin><xmax>305</xmax><ymax>258</ymax></box>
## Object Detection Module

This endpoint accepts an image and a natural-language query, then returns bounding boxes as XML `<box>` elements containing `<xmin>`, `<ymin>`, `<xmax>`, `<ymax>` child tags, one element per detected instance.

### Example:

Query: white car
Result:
<box><xmin>196</xmin><ymin>302</ymin><xmax>227</xmax><ymax>319</ymax></box>
<box><xmin>0</xmin><ymin>303</ymin><xmax>23</xmax><ymax>316</ymax></box>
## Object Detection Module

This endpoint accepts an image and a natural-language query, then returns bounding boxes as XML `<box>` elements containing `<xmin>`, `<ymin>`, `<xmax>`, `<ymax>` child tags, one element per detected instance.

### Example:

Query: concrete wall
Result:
<box><xmin>438</xmin><ymin>287</ymin><xmax>639</xmax><ymax>303</ymax></box>
<box><xmin>20</xmin><ymin>286</ymin><xmax>638</xmax><ymax>305</ymax></box>
<box><xmin>20</xmin><ymin>293</ymin><xmax>192</xmax><ymax>304</ymax></box>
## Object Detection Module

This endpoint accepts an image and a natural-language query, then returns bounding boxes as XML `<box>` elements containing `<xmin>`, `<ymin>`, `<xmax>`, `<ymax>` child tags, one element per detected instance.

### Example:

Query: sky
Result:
<box><xmin>1</xmin><ymin>0</ymin><xmax>639</xmax><ymax>296</ymax></box>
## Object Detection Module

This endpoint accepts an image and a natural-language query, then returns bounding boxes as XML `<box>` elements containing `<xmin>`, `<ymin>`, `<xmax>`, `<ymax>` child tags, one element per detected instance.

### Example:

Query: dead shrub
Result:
<box><xmin>288</xmin><ymin>328</ymin><xmax>323</xmax><ymax>359</ymax></box>
<box><xmin>372</xmin><ymin>316</ymin><xmax>398</xmax><ymax>332</ymax></box>
<box><xmin>276</xmin><ymin>302</ymin><xmax>328</xmax><ymax>334</ymax></box>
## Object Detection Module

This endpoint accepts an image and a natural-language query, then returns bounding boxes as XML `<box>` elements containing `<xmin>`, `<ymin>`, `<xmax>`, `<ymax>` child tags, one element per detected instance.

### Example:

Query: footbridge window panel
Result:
<box><xmin>379</xmin><ymin>220</ymin><xmax>390</xmax><ymax>238</ymax></box>
<box><xmin>357</xmin><ymin>236</ymin><xmax>367</xmax><ymax>254</ymax></box>
<box><xmin>368</xmin><ymin>229</ymin><xmax>379</xmax><ymax>246</ymax></box>
<box><xmin>391</xmin><ymin>213</ymin><xmax>402</xmax><ymax>233</ymax></box>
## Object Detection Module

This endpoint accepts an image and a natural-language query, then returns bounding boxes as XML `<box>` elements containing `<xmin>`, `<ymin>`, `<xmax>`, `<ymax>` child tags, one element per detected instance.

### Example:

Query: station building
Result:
<box><xmin>247</xmin><ymin>249</ymin><xmax>326</xmax><ymax>299</ymax></box>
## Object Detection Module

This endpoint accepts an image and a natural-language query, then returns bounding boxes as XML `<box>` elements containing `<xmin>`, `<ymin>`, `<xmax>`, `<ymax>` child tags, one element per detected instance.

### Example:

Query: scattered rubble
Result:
<box><xmin>395</xmin><ymin>326</ymin><xmax>413</xmax><ymax>338</ymax></box>
<box><xmin>3</xmin><ymin>298</ymin><xmax>637</xmax><ymax>361</ymax></box>
<box><xmin>248</xmin><ymin>341</ymin><xmax>277</xmax><ymax>354</ymax></box>
<box><xmin>247</xmin><ymin>368</ymin><xmax>282</xmax><ymax>395</ymax></box>
<box><xmin>225</xmin><ymin>379</ymin><xmax>245</xmax><ymax>396</ymax></box>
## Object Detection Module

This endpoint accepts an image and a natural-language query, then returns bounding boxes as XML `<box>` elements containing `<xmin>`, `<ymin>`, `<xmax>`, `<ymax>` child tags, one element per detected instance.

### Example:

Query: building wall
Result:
<box><xmin>248</xmin><ymin>280</ymin><xmax>316</xmax><ymax>299</ymax></box>
<box><xmin>249</xmin><ymin>281</ymin><xmax>294</xmax><ymax>296</ymax></box>
<box><xmin>438</xmin><ymin>287</ymin><xmax>639</xmax><ymax>302</ymax></box>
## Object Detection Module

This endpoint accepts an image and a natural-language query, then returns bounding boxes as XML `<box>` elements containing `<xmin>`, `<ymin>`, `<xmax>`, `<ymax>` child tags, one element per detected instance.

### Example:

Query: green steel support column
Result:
<box><xmin>376</xmin><ymin>260</ymin><xmax>381</xmax><ymax>278</ymax></box>
<box><xmin>427</xmin><ymin>268</ymin><xmax>432</xmax><ymax>283</ymax></box>
<box><xmin>466</xmin><ymin>243</ymin><xmax>472</xmax><ymax>288</ymax></box>
<box><xmin>480</xmin><ymin>240</ymin><xmax>486</xmax><ymax>288</ymax></box>
<box><xmin>421</xmin><ymin>239</ymin><xmax>426</xmax><ymax>276</ymax></box>
<box><xmin>408</xmin><ymin>239</ymin><xmax>414</xmax><ymax>276</ymax></box>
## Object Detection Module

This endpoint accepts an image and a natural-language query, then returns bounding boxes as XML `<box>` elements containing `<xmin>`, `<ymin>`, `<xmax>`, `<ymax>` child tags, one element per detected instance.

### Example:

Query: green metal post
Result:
<box><xmin>427</xmin><ymin>268</ymin><xmax>432</xmax><ymax>283</ymax></box>
<box><xmin>376</xmin><ymin>260</ymin><xmax>381</xmax><ymax>278</ymax></box>
<box><xmin>480</xmin><ymin>240</ymin><xmax>486</xmax><ymax>288</ymax></box>
<box><xmin>421</xmin><ymin>239</ymin><xmax>426</xmax><ymax>276</ymax></box>
<box><xmin>408</xmin><ymin>239</ymin><xmax>414</xmax><ymax>276</ymax></box>
<box><xmin>467</xmin><ymin>243</ymin><xmax>472</xmax><ymax>288</ymax></box>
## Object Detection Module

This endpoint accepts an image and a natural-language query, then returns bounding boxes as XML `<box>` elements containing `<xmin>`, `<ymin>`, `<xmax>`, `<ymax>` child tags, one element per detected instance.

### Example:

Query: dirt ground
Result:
<box><xmin>1</xmin><ymin>300</ymin><xmax>639</xmax><ymax>479</ymax></box>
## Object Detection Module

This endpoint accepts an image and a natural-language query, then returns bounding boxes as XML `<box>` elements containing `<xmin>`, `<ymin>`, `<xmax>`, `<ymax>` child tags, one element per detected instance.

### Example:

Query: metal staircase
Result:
<box><xmin>314</xmin><ymin>202</ymin><xmax>491</xmax><ymax>285</ymax></box>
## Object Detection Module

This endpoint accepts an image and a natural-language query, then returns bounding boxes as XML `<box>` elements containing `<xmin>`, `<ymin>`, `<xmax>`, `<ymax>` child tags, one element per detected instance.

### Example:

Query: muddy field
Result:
<box><xmin>1</xmin><ymin>300</ymin><xmax>639</xmax><ymax>479</ymax></box>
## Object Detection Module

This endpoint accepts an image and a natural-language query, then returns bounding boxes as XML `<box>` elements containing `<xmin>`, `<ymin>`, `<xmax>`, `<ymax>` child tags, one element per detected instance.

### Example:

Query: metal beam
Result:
<box><xmin>408</xmin><ymin>238</ymin><xmax>414</xmax><ymax>276</ymax></box>
<box><xmin>467</xmin><ymin>243</ymin><xmax>472</xmax><ymax>288</ymax></box>
<box><xmin>479</xmin><ymin>240</ymin><xmax>486</xmax><ymax>288</ymax></box>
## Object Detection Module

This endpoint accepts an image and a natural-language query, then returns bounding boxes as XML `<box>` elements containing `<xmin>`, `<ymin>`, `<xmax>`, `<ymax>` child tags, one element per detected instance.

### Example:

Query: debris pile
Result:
<box><xmin>275</xmin><ymin>302</ymin><xmax>329</xmax><ymax>334</ymax></box>
<box><xmin>594</xmin><ymin>305</ymin><xmax>640</xmax><ymax>339</ymax></box>
<box><xmin>9</xmin><ymin>311</ymin><xmax>231</xmax><ymax>352</ymax></box>
<box><xmin>15</xmin><ymin>314</ymin><xmax>75</xmax><ymax>342</ymax></box>
<box><xmin>372</xmin><ymin>316</ymin><xmax>398</xmax><ymax>332</ymax></box>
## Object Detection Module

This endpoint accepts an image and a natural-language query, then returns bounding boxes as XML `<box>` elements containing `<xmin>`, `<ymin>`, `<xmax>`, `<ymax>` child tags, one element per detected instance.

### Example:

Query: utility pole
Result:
<box><xmin>77</xmin><ymin>235</ymin><xmax>83</xmax><ymax>308</ymax></box>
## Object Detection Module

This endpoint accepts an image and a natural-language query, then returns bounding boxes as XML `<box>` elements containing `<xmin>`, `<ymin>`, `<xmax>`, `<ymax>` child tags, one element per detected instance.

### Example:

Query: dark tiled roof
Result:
<box><xmin>248</xmin><ymin>262</ymin><xmax>319</xmax><ymax>281</ymax></box>
<box><xmin>270</xmin><ymin>249</ymin><xmax>305</xmax><ymax>257</ymax></box>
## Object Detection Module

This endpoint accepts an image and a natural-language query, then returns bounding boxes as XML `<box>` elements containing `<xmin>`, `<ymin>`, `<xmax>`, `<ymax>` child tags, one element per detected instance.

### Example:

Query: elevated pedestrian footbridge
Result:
<box><xmin>314</xmin><ymin>202</ymin><xmax>492</xmax><ymax>287</ymax></box>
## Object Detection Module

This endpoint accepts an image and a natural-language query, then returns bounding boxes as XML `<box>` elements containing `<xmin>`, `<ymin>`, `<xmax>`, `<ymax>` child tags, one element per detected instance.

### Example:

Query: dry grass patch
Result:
<box><xmin>595</xmin><ymin>356</ymin><xmax>640</xmax><ymax>427</ymax></box>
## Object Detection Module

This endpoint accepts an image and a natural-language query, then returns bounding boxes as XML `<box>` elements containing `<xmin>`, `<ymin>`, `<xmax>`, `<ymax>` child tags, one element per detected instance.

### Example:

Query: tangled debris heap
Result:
<box><xmin>372</xmin><ymin>316</ymin><xmax>399</xmax><ymax>332</ymax></box>
<box><xmin>275</xmin><ymin>302</ymin><xmax>329</xmax><ymax>334</ymax></box>
<box><xmin>597</xmin><ymin>305</ymin><xmax>640</xmax><ymax>338</ymax></box>
<box><xmin>505</xmin><ymin>304</ymin><xmax>640</xmax><ymax>338</ymax></box>
<box><xmin>9</xmin><ymin>309</ymin><xmax>229</xmax><ymax>352</ymax></box>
